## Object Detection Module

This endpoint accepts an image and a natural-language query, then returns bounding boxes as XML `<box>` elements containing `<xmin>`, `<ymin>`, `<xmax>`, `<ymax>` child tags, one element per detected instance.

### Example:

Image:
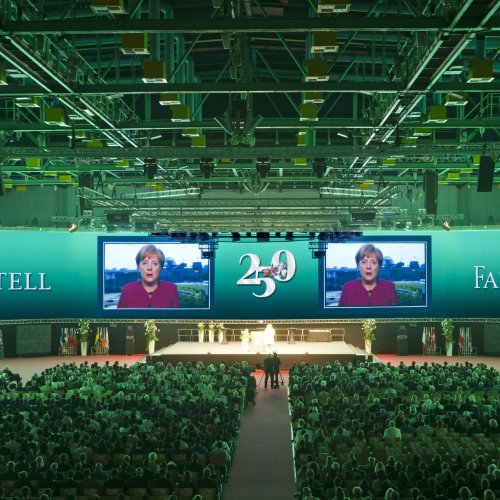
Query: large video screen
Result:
<box><xmin>99</xmin><ymin>237</ymin><xmax>211</xmax><ymax>311</ymax></box>
<box><xmin>323</xmin><ymin>236</ymin><xmax>430</xmax><ymax>310</ymax></box>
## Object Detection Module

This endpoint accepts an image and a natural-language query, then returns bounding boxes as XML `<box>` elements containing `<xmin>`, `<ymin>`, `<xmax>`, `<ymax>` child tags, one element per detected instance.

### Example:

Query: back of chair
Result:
<box><xmin>82</xmin><ymin>487</ymin><xmax>99</xmax><ymax>496</ymax></box>
<box><xmin>175</xmin><ymin>486</ymin><xmax>194</xmax><ymax>500</ymax></box>
<box><xmin>105</xmin><ymin>487</ymin><xmax>123</xmax><ymax>496</ymax></box>
<box><xmin>60</xmin><ymin>487</ymin><xmax>78</xmax><ymax>496</ymax></box>
<box><xmin>198</xmin><ymin>486</ymin><xmax>218</xmax><ymax>500</ymax></box>
<box><xmin>129</xmin><ymin>486</ymin><xmax>148</xmax><ymax>498</ymax></box>
<box><xmin>208</xmin><ymin>451</ymin><xmax>227</xmax><ymax>467</ymax></box>
<box><xmin>151</xmin><ymin>486</ymin><xmax>169</xmax><ymax>496</ymax></box>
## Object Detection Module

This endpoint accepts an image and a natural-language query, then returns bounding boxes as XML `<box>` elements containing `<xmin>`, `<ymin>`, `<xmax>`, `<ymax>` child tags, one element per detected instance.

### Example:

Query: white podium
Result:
<box><xmin>250</xmin><ymin>330</ymin><xmax>266</xmax><ymax>352</ymax></box>
<box><xmin>250</xmin><ymin>328</ymin><xmax>275</xmax><ymax>353</ymax></box>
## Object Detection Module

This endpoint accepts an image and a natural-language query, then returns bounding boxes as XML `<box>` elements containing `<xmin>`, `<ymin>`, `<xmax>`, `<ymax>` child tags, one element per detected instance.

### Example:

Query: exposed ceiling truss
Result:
<box><xmin>0</xmin><ymin>0</ymin><xmax>498</xmax><ymax>231</ymax></box>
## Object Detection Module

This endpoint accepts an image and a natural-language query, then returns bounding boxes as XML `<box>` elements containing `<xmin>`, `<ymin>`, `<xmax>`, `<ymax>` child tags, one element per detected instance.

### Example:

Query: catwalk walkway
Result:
<box><xmin>223</xmin><ymin>370</ymin><xmax>296</xmax><ymax>500</ymax></box>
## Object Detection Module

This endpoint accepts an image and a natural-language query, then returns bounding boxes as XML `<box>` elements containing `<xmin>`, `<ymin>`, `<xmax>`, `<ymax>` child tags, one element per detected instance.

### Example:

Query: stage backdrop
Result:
<box><xmin>0</xmin><ymin>230</ymin><xmax>499</xmax><ymax>320</ymax></box>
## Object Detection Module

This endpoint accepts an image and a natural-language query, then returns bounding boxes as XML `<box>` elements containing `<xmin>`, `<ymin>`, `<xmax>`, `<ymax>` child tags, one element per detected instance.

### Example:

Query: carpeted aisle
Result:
<box><xmin>223</xmin><ymin>370</ymin><xmax>296</xmax><ymax>500</ymax></box>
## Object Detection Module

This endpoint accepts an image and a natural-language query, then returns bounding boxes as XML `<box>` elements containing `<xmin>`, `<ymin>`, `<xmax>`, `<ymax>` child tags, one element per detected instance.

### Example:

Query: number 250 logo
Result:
<box><xmin>237</xmin><ymin>250</ymin><xmax>296</xmax><ymax>298</ymax></box>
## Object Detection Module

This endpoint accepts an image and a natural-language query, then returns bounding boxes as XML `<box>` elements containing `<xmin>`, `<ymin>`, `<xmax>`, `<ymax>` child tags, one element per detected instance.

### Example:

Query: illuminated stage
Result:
<box><xmin>147</xmin><ymin>341</ymin><xmax>369</xmax><ymax>369</ymax></box>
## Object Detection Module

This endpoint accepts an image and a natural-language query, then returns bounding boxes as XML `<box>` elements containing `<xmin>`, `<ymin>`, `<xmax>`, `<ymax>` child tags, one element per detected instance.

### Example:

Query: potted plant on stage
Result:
<box><xmin>441</xmin><ymin>318</ymin><xmax>454</xmax><ymax>356</ymax></box>
<box><xmin>77</xmin><ymin>319</ymin><xmax>91</xmax><ymax>356</ymax></box>
<box><xmin>208</xmin><ymin>321</ymin><xmax>215</xmax><ymax>343</ymax></box>
<box><xmin>240</xmin><ymin>329</ymin><xmax>251</xmax><ymax>352</ymax></box>
<box><xmin>362</xmin><ymin>319</ymin><xmax>376</xmax><ymax>354</ymax></box>
<box><xmin>144</xmin><ymin>319</ymin><xmax>159</xmax><ymax>354</ymax></box>
<box><xmin>197</xmin><ymin>322</ymin><xmax>205</xmax><ymax>343</ymax></box>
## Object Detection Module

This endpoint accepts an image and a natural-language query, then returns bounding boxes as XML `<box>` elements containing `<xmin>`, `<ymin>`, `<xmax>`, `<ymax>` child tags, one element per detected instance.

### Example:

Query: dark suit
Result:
<box><xmin>263</xmin><ymin>356</ymin><xmax>275</xmax><ymax>388</ymax></box>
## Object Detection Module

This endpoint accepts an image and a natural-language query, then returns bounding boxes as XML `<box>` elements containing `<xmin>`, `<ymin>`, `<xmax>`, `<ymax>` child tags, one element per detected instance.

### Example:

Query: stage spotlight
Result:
<box><xmin>171</xmin><ymin>232</ymin><xmax>187</xmax><ymax>239</ymax></box>
<box><xmin>256</xmin><ymin>232</ymin><xmax>270</xmax><ymax>242</ymax></box>
<box><xmin>200</xmin><ymin>158</ymin><xmax>215</xmax><ymax>178</ymax></box>
<box><xmin>231</xmin><ymin>232</ymin><xmax>241</xmax><ymax>241</ymax></box>
<box><xmin>312</xmin><ymin>158</ymin><xmax>327</xmax><ymax>178</ymax></box>
<box><xmin>285</xmin><ymin>232</ymin><xmax>294</xmax><ymax>241</ymax></box>
<box><xmin>308</xmin><ymin>232</ymin><xmax>316</xmax><ymax>240</ymax></box>
<box><xmin>256</xmin><ymin>157</ymin><xmax>271</xmax><ymax>178</ymax></box>
<box><xmin>442</xmin><ymin>220</ymin><xmax>452</xmax><ymax>231</ymax></box>
<box><xmin>68</xmin><ymin>223</ymin><xmax>78</xmax><ymax>233</ymax></box>
<box><xmin>143</xmin><ymin>158</ymin><xmax>158</xmax><ymax>179</ymax></box>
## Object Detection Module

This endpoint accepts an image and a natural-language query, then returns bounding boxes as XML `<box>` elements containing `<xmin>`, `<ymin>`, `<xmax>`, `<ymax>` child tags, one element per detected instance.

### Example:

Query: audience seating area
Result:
<box><xmin>289</xmin><ymin>360</ymin><xmax>500</xmax><ymax>500</ymax></box>
<box><xmin>0</xmin><ymin>360</ymin><xmax>254</xmax><ymax>499</ymax></box>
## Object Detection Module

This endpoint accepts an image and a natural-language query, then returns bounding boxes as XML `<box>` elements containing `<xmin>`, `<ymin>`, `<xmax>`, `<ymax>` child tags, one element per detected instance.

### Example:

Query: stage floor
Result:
<box><xmin>148</xmin><ymin>341</ymin><xmax>365</xmax><ymax>368</ymax></box>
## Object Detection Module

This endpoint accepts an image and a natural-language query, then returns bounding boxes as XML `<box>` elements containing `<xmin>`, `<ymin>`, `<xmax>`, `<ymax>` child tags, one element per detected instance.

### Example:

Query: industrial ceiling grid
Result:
<box><xmin>0</xmin><ymin>0</ymin><xmax>498</xmax><ymax>231</ymax></box>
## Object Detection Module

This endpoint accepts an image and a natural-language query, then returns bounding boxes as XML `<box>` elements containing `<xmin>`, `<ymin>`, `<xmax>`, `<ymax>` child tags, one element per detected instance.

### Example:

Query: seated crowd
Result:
<box><xmin>0</xmin><ymin>359</ymin><xmax>253</xmax><ymax>499</ymax></box>
<box><xmin>289</xmin><ymin>360</ymin><xmax>500</xmax><ymax>500</ymax></box>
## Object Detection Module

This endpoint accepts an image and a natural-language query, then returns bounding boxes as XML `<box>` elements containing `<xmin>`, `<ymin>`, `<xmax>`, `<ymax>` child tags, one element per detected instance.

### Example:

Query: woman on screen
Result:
<box><xmin>117</xmin><ymin>244</ymin><xmax>180</xmax><ymax>308</ymax></box>
<box><xmin>338</xmin><ymin>243</ymin><xmax>398</xmax><ymax>307</ymax></box>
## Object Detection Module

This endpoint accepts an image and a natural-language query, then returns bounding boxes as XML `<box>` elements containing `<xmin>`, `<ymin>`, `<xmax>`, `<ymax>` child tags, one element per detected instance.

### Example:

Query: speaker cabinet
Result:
<box><xmin>424</xmin><ymin>171</ymin><xmax>438</xmax><ymax>215</ymax></box>
<box><xmin>477</xmin><ymin>156</ymin><xmax>495</xmax><ymax>192</ymax></box>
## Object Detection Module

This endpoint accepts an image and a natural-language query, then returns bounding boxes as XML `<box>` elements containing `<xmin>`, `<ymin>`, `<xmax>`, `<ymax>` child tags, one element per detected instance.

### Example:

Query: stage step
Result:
<box><xmin>349</xmin><ymin>344</ymin><xmax>379</xmax><ymax>363</ymax></box>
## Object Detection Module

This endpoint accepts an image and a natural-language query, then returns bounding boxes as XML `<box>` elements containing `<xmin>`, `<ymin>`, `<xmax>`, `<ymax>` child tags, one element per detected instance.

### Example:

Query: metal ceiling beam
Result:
<box><xmin>2</xmin><ymin>82</ymin><xmax>498</xmax><ymax>96</ymax></box>
<box><xmin>1</xmin><ymin>118</ymin><xmax>499</xmax><ymax>132</ymax></box>
<box><xmin>2</xmin><ymin>160</ymin><xmax>492</xmax><ymax>174</ymax></box>
<box><xmin>1</xmin><ymin>17</ymin><xmax>497</xmax><ymax>35</ymax></box>
<box><xmin>1</xmin><ymin>144</ymin><xmax>498</xmax><ymax>159</ymax></box>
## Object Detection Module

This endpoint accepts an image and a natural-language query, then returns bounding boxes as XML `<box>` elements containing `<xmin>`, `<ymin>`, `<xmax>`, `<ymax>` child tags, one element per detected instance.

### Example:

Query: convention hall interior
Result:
<box><xmin>0</xmin><ymin>1</ymin><xmax>499</xmax><ymax>499</ymax></box>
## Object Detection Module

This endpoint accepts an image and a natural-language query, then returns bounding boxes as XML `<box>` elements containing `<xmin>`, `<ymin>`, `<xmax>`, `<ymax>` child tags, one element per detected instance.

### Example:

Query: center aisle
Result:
<box><xmin>223</xmin><ymin>370</ymin><xmax>296</xmax><ymax>500</ymax></box>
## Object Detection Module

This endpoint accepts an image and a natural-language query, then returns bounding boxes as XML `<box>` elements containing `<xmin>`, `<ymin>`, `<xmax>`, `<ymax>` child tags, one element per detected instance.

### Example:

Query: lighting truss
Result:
<box><xmin>121</xmin><ymin>187</ymin><xmax>201</xmax><ymax>199</ymax></box>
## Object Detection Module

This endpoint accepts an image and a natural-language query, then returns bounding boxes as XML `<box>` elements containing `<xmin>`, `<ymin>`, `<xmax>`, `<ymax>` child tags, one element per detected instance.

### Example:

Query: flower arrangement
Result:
<box><xmin>362</xmin><ymin>319</ymin><xmax>376</xmax><ymax>342</ymax></box>
<box><xmin>144</xmin><ymin>319</ymin><xmax>159</xmax><ymax>343</ymax></box>
<box><xmin>240</xmin><ymin>329</ymin><xmax>251</xmax><ymax>341</ymax></box>
<box><xmin>208</xmin><ymin>321</ymin><xmax>215</xmax><ymax>332</ymax></box>
<box><xmin>217</xmin><ymin>322</ymin><xmax>224</xmax><ymax>332</ymax></box>
<box><xmin>441</xmin><ymin>318</ymin><xmax>454</xmax><ymax>344</ymax></box>
<box><xmin>197</xmin><ymin>322</ymin><xmax>205</xmax><ymax>333</ymax></box>
<box><xmin>77</xmin><ymin>319</ymin><xmax>91</xmax><ymax>343</ymax></box>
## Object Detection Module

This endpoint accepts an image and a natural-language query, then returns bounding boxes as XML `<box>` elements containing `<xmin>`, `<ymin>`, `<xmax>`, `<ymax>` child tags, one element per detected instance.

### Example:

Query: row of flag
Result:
<box><xmin>60</xmin><ymin>327</ymin><xmax>110</xmax><ymax>350</ymax></box>
<box><xmin>60</xmin><ymin>328</ymin><xmax>79</xmax><ymax>349</ymax></box>
<box><xmin>95</xmin><ymin>326</ymin><xmax>109</xmax><ymax>350</ymax></box>
<box><xmin>421</xmin><ymin>326</ymin><xmax>436</xmax><ymax>350</ymax></box>
<box><xmin>458</xmin><ymin>326</ymin><xmax>473</xmax><ymax>349</ymax></box>
<box><xmin>421</xmin><ymin>326</ymin><xmax>474</xmax><ymax>350</ymax></box>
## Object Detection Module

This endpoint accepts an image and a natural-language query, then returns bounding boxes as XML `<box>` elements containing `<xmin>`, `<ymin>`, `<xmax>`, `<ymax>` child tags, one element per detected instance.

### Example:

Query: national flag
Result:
<box><xmin>466</xmin><ymin>327</ymin><xmax>472</xmax><ymax>348</ymax></box>
<box><xmin>459</xmin><ymin>327</ymin><xmax>465</xmax><ymax>348</ymax></box>
<box><xmin>60</xmin><ymin>328</ymin><xmax>67</xmax><ymax>348</ymax></box>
